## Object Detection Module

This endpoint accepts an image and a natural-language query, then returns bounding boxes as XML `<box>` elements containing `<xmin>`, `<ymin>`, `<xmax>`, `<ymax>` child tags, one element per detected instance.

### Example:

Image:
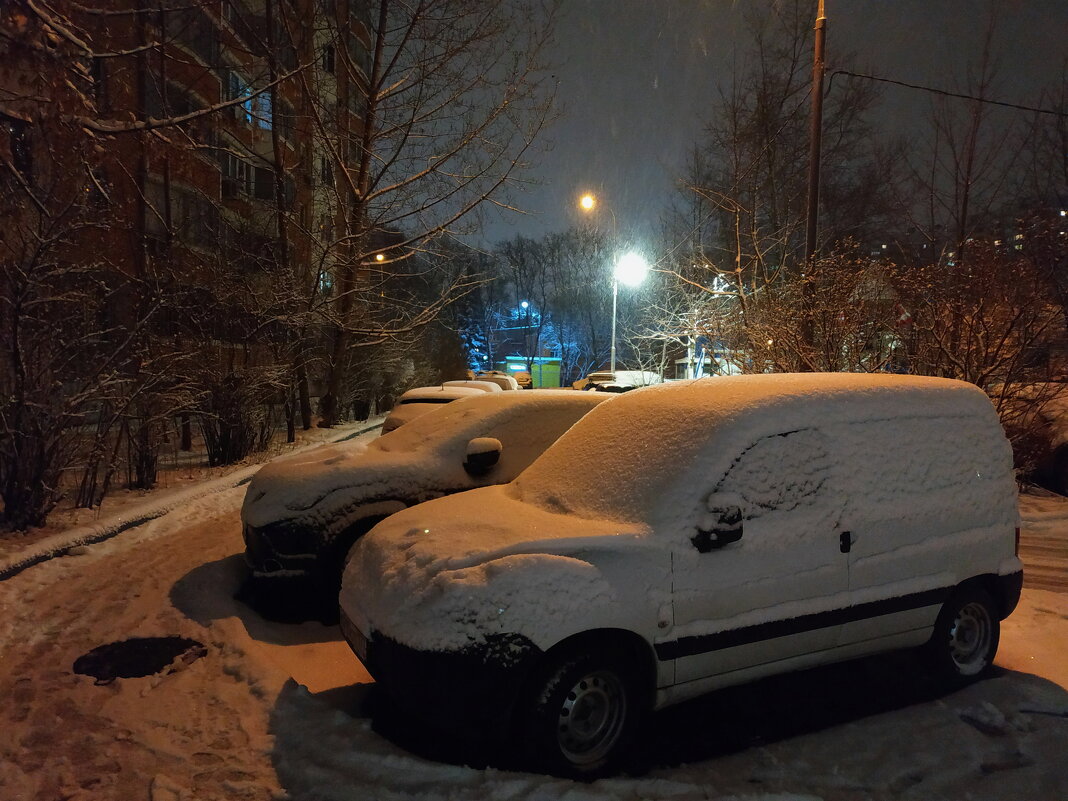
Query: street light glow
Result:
<box><xmin>579</xmin><ymin>193</ymin><xmax>596</xmax><ymax>211</ymax></box>
<box><xmin>614</xmin><ymin>252</ymin><xmax>649</xmax><ymax>287</ymax></box>
<box><xmin>609</xmin><ymin>252</ymin><xmax>650</xmax><ymax>374</ymax></box>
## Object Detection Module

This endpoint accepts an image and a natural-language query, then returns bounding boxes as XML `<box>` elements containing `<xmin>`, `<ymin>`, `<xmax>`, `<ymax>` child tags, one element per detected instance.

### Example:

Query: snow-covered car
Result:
<box><xmin>379</xmin><ymin>385</ymin><xmax>485</xmax><ymax>433</ymax></box>
<box><xmin>474</xmin><ymin>371</ymin><xmax>521</xmax><ymax>391</ymax></box>
<box><xmin>574</xmin><ymin>369</ymin><xmax>663</xmax><ymax>392</ymax></box>
<box><xmin>340</xmin><ymin>373</ymin><xmax>1023</xmax><ymax>777</ymax></box>
<box><xmin>442</xmin><ymin>379</ymin><xmax>503</xmax><ymax>393</ymax></box>
<box><xmin>241</xmin><ymin>390</ymin><xmax>611</xmax><ymax>605</ymax></box>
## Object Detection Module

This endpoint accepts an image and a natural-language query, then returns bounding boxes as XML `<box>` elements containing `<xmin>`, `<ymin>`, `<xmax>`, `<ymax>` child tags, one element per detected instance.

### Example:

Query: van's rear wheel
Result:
<box><xmin>520</xmin><ymin>647</ymin><xmax>639</xmax><ymax>778</ymax></box>
<box><xmin>926</xmin><ymin>586</ymin><xmax>1000</xmax><ymax>681</ymax></box>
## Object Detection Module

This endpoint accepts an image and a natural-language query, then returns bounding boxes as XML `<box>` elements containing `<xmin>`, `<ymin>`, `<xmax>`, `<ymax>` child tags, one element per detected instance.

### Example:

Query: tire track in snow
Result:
<box><xmin>1018</xmin><ymin>492</ymin><xmax>1068</xmax><ymax>594</ymax></box>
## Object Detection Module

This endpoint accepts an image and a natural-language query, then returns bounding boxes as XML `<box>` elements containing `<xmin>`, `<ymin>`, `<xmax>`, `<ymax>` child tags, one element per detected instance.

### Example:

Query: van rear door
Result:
<box><xmin>833</xmin><ymin>415</ymin><xmax>1011</xmax><ymax>649</ymax></box>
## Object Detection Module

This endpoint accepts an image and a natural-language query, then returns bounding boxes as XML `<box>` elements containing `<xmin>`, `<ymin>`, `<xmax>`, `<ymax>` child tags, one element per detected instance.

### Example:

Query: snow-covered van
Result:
<box><xmin>339</xmin><ymin>373</ymin><xmax>1023</xmax><ymax>777</ymax></box>
<box><xmin>241</xmin><ymin>390</ymin><xmax>610</xmax><ymax>607</ymax></box>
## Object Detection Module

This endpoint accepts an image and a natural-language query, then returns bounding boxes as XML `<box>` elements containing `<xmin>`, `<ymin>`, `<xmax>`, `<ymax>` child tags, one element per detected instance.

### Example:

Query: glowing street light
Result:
<box><xmin>610</xmin><ymin>252</ymin><xmax>649</xmax><ymax>373</ymax></box>
<box><xmin>579</xmin><ymin>193</ymin><xmax>596</xmax><ymax>211</ymax></box>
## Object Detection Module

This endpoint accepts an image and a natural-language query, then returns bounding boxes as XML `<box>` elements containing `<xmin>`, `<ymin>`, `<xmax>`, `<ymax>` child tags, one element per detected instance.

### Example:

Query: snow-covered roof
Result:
<box><xmin>442</xmin><ymin>380</ymin><xmax>502</xmax><ymax>393</ymax></box>
<box><xmin>396</xmin><ymin>385</ymin><xmax>486</xmax><ymax>402</ymax></box>
<box><xmin>515</xmin><ymin>373</ymin><xmax>1008</xmax><ymax>525</ymax></box>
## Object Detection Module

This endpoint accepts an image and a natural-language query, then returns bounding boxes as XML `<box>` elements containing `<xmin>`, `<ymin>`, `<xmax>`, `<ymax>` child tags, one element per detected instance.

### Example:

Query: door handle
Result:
<box><xmin>839</xmin><ymin>531</ymin><xmax>854</xmax><ymax>553</ymax></box>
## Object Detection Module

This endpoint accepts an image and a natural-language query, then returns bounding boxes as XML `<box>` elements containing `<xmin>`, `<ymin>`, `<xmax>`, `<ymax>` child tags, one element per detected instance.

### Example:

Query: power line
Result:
<box><xmin>829</xmin><ymin>69</ymin><xmax>1068</xmax><ymax>118</ymax></box>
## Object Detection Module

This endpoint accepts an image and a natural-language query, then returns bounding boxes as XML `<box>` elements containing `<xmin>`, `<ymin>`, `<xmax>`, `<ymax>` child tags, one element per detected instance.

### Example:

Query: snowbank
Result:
<box><xmin>0</xmin><ymin>421</ymin><xmax>383</xmax><ymax>581</ymax></box>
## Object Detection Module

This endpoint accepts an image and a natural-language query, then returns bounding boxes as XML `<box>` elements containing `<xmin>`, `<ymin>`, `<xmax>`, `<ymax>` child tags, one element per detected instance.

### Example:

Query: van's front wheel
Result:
<box><xmin>926</xmin><ymin>586</ymin><xmax>1000</xmax><ymax>682</ymax></box>
<box><xmin>519</xmin><ymin>648</ymin><xmax>639</xmax><ymax>778</ymax></box>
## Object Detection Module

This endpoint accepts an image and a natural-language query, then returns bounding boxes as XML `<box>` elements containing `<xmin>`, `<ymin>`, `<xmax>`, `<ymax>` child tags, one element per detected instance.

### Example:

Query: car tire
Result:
<box><xmin>519</xmin><ymin>646</ymin><xmax>640</xmax><ymax>778</ymax></box>
<box><xmin>925</xmin><ymin>585</ymin><xmax>1000</xmax><ymax>683</ymax></box>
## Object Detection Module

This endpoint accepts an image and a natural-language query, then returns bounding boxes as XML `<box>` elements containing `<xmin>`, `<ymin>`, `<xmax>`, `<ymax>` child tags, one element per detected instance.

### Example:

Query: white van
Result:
<box><xmin>340</xmin><ymin>374</ymin><xmax>1023</xmax><ymax>777</ymax></box>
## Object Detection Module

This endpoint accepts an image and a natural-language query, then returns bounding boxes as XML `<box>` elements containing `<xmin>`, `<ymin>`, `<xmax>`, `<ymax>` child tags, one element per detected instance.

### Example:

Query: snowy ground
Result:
<box><xmin>1</xmin><ymin>433</ymin><xmax>1066</xmax><ymax>800</ymax></box>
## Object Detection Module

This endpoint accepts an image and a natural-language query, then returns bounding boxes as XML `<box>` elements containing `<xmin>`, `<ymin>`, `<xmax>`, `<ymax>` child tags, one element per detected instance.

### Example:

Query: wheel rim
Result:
<box><xmin>555</xmin><ymin>669</ymin><xmax>627</xmax><ymax>766</ymax></box>
<box><xmin>949</xmin><ymin>601</ymin><xmax>993</xmax><ymax>675</ymax></box>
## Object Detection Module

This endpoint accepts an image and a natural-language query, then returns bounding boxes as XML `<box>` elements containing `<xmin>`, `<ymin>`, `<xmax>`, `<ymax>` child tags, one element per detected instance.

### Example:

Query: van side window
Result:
<box><xmin>715</xmin><ymin>428</ymin><xmax>832</xmax><ymax>517</ymax></box>
<box><xmin>827</xmin><ymin>415</ymin><xmax>1007</xmax><ymax>523</ymax></box>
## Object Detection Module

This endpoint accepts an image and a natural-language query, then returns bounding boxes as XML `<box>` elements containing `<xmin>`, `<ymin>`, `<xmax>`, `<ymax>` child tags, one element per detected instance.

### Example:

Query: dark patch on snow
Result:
<box><xmin>73</xmin><ymin>637</ymin><xmax>207</xmax><ymax>685</ymax></box>
<box><xmin>234</xmin><ymin>573</ymin><xmax>341</xmax><ymax>626</ymax></box>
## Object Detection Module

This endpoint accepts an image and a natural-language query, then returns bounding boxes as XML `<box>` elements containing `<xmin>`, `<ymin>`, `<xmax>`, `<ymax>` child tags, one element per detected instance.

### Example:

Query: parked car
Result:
<box><xmin>442</xmin><ymin>379</ymin><xmax>503</xmax><ymax>393</ymax></box>
<box><xmin>340</xmin><ymin>373</ymin><xmax>1023</xmax><ymax>777</ymax></box>
<box><xmin>241</xmin><ymin>390</ymin><xmax>611</xmax><ymax>609</ymax></box>
<box><xmin>573</xmin><ymin>369</ymin><xmax>663</xmax><ymax>392</ymax></box>
<box><xmin>474</xmin><ymin>371</ymin><xmax>521</xmax><ymax>391</ymax></box>
<box><xmin>379</xmin><ymin>385</ymin><xmax>485</xmax><ymax>433</ymax></box>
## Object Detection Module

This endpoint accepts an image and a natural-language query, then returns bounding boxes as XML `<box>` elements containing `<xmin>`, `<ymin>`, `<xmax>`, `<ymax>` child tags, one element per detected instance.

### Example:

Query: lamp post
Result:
<box><xmin>611</xmin><ymin>252</ymin><xmax>649</xmax><ymax>373</ymax></box>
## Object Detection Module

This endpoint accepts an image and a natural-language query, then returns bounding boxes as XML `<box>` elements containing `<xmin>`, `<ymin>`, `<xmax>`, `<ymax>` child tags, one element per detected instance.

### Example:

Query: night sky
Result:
<box><xmin>483</xmin><ymin>0</ymin><xmax>1068</xmax><ymax>245</ymax></box>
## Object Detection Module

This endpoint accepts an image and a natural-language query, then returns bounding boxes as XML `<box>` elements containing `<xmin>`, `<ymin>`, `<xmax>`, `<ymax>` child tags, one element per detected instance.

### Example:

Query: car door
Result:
<box><xmin>667</xmin><ymin>427</ymin><xmax>850</xmax><ymax>685</ymax></box>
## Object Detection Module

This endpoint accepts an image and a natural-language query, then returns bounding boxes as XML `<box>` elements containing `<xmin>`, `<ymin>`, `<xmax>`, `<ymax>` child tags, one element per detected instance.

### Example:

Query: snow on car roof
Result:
<box><xmin>442</xmin><ymin>380</ymin><xmax>502</xmax><ymax>392</ymax></box>
<box><xmin>396</xmin><ymin>385</ymin><xmax>486</xmax><ymax>402</ymax></box>
<box><xmin>515</xmin><ymin>373</ymin><xmax>1006</xmax><ymax>525</ymax></box>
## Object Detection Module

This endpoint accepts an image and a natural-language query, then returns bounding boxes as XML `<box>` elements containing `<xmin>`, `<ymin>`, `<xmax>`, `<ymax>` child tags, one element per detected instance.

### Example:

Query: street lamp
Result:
<box><xmin>611</xmin><ymin>252</ymin><xmax>649</xmax><ymax>373</ymax></box>
<box><xmin>579</xmin><ymin>192</ymin><xmax>596</xmax><ymax>211</ymax></box>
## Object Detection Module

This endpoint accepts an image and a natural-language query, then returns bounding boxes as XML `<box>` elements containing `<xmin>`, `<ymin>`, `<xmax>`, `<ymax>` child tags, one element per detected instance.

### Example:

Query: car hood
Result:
<box><xmin>340</xmin><ymin>484</ymin><xmax>653</xmax><ymax>652</ymax></box>
<box><xmin>241</xmin><ymin>440</ymin><xmax>469</xmax><ymax>530</ymax></box>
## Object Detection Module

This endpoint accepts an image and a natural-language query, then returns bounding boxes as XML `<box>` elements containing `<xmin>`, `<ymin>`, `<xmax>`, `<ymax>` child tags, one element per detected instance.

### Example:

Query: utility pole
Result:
<box><xmin>804</xmin><ymin>0</ymin><xmax>827</xmax><ymax>262</ymax></box>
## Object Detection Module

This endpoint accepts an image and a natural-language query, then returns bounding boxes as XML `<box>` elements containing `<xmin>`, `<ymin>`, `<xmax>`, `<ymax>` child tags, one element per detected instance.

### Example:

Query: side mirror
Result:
<box><xmin>692</xmin><ymin>498</ymin><xmax>743</xmax><ymax>553</ymax></box>
<box><xmin>463</xmin><ymin>437</ymin><xmax>502</xmax><ymax>476</ymax></box>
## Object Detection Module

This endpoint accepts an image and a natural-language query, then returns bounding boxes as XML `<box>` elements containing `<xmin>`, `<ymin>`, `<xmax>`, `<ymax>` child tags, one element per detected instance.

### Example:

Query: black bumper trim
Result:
<box><xmin>357</xmin><ymin>631</ymin><xmax>542</xmax><ymax>725</ymax></box>
<box><xmin>995</xmin><ymin>570</ymin><xmax>1023</xmax><ymax>619</ymax></box>
<box><xmin>656</xmin><ymin>585</ymin><xmax>955</xmax><ymax>661</ymax></box>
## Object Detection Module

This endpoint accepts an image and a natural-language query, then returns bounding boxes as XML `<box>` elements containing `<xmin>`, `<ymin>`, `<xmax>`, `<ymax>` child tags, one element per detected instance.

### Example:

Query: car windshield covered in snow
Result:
<box><xmin>374</xmin><ymin>390</ymin><xmax>604</xmax><ymax>458</ymax></box>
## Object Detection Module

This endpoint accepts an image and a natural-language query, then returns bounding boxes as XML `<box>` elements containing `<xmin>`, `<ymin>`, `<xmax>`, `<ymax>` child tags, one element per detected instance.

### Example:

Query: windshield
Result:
<box><xmin>373</xmin><ymin>397</ymin><xmax>494</xmax><ymax>455</ymax></box>
<box><xmin>513</xmin><ymin>384</ymin><xmax>711</xmax><ymax>523</ymax></box>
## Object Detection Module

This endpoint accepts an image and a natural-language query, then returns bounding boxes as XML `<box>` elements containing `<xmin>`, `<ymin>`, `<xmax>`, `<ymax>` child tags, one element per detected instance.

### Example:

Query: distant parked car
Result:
<box><xmin>442</xmin><ymin>379</ymin><xmax>503</xmax><ymax>393</ymax></box>
<box><xmin>474</xmin><ymin>371</ymin><xmax>521</xmax><ymax>391</ymax></box>
<box><xmin>379</xmin><ymin>385</ymin><xmax>484</xmax><ymax>433</ymax></box>
<box><xmin>573</xmin><ymin>369</ymin><xmax>663</xmax><ymax>392</ymax></box>
<box><xmin>241</xmin><ymin>390</ymin><xmax>612</xmax><ymax>608</ymax></box>
<box><xmin>340</xmin><ymin>373</ymin><xmax>1022</xmax><ymax>777</ymax></box>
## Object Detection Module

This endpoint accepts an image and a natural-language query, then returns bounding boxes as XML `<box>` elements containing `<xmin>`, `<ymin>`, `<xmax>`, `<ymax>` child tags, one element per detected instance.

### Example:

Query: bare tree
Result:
<box><xmin>314</xmin><ymin>0</ymin><xmax>556</xmax><ymax>424</ymax></box>
<box><xmin>0</xmin><ymin>3</ymin><xmax>197</xmax><ymax>526</ymax></box>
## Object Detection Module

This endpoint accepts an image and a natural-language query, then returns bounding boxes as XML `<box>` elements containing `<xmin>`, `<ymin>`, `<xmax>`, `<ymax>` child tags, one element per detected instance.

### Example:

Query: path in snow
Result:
<box><xmin>1019</xmin><ymin>490</ymin><xmax>1068</xmax><ymax>593</ymax></box>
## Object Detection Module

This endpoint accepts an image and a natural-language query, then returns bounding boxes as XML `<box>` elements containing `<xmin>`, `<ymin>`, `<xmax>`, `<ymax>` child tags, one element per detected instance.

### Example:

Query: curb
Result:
<box><xmin>0</xmin><ymin>421</ymin><xmax>383</xmax><ymax>582</ymax></box>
